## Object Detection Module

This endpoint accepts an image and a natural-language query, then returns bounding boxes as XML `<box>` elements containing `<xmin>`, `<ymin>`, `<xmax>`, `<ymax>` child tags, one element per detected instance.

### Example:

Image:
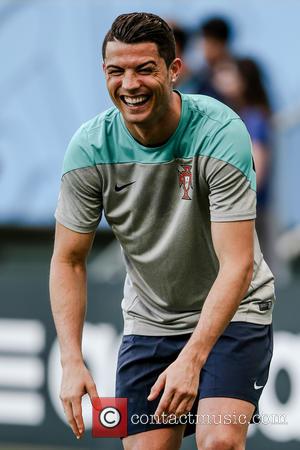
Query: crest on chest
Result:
<box><xmin>178</xmin><ymin>164</ymin><xmax>193</xmax><ymax>200</ymax></box>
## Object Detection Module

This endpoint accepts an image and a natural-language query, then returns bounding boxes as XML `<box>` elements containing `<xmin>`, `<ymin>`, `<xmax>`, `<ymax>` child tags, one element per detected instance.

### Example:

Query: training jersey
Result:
<box><xmin>55</xmin><ymin>92</ymin><xmax>275</xmax><ymax>336</ymax></box>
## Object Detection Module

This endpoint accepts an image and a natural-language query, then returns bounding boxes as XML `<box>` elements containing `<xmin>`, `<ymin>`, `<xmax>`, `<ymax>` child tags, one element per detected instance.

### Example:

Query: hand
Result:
<box><xmin>147</xmin><ymin>354</ymin><xmax>200</xmax><ymax>419</ymax></box>
<box><xmin>60</xmin><ymin>361</ymin><xmax>99</xmax><ymax>439</ymax></box>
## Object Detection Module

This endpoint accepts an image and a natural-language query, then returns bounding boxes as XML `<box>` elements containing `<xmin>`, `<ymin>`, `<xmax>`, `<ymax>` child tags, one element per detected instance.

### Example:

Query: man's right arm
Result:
<box><xmin>49</xmin><ymin>222</ymin><xmax>98</xmax><ymax>439</ymax></box>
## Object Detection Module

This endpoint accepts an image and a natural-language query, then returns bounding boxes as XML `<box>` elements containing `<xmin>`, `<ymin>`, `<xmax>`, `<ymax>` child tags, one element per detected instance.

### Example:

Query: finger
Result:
<box><xmin>147</xmin><ymin>372</ymin><xmax>166</xmax><ymax>401</ymax></box>
<box><xmin>154</xmin><ymin>389</ymin><xmax>174</xmax><ymax>418</ymax></box>
<box><xmin>167</xmin><ymin>392</ymin><xmax>185</xmax><ymax>415</ymax></box>
<box><xmin>71</xmin><ymin>397</ymin><xmax>84</xmax><ymax>436</ymax></box>
<box><xmin>86</xmin><ymin>381</ymin><xmax>99</xmax><ymax>402</ymax></box>
<box><xmin>174</xmin><ymin>398</ymin><xmax>190</xmax><ymax>417</ymax></box>
<box><xmin>186</xmin><ymin>396</ymin><xmax>197</xmax><ymax>415</ymax></box>
<box><xmin>63</xmin><ymin>401</ymin><xmax>81</xmax><ymax>439</ymax></box>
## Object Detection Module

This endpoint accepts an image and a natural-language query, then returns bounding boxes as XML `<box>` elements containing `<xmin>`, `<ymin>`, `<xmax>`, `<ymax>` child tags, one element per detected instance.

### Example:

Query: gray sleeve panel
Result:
<box><xmin>55</xmin><ymin>166</ymin><xmax>102</xmax><ymax>233</ymax></box>
<box><xmin>203</xmin><ymin>157</ymin><xmax>256</xmax><ymax>221</ymax></box>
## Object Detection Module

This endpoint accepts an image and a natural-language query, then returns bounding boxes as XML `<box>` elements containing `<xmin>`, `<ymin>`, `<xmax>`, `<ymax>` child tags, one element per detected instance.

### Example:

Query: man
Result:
<box><xmin>50</xmin><ymin>12</ymin><xmax>274</xmax><ymax>450</ymax></box>
<box><xmin>195</xmin><ymin>17</ymin><xmax>235</xmax><ymax>101</ymax></box>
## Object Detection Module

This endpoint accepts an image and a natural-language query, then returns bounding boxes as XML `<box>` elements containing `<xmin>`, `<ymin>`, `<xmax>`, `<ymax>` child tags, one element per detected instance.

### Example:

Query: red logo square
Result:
<box><xmin>92</xmin><ymin>397</ymin><xmax>128</xmax><ymax>438</ymax></box>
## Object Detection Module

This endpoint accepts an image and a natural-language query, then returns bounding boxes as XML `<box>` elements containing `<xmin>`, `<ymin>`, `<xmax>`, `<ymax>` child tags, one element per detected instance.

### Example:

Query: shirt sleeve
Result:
<box><xmin>54</xmin><ymin>126</ymin><xmax>102</xmax><ymax>233</ymax></box>
<box><xmin>203</xmin><ymin>118</ymin><xmax>256</xmax><ymax>222</ymax></box>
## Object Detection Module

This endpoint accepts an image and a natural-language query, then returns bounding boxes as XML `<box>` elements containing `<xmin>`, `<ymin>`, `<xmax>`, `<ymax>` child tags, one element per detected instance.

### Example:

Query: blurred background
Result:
<box><xmin>1</xmin><ymin>0</ymin><xmax>300</xmax><ymax>449</ymax></box>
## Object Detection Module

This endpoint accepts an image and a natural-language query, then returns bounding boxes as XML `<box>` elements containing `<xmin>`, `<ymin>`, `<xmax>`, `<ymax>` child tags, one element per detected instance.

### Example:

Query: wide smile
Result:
<box><xmin>120</xmin><ymin>94</ymin><xmax>152</xmax><ymax>109</ymax></box>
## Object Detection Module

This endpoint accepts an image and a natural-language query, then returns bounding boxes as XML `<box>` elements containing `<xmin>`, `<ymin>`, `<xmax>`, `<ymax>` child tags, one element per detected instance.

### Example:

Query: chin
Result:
<box><xmin>122</xmin><ymin>109</ymin><xmax>153</xmax><ymax>125</ymax></box>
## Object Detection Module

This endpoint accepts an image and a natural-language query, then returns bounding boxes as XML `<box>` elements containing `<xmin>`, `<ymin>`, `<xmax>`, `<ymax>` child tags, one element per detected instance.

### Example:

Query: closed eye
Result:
<box><xmin>107</xmin><ymin>69</ymin><xmax>124</xmax><ymax>75</ymax></box>
<box><xmin>138</xmin><ymin>67</ymin><xmax>154</xmax><ymax>74</ymax></box>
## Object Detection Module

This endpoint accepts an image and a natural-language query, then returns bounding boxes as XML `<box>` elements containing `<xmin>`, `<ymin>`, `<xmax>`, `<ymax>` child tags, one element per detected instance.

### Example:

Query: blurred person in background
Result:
<box><xmin>212</xmin><ymin>57</ymin><xmax>273</xmax><ymax>262</ymax></box>
<box><xmin>171</xmin><ymin>23</ymin><xmax>199</xmax><ymax>93</ymax></box>
<box><xmin>194</xmin><ymin>16</ymin><xmax>235</xmax><ymax>100</ymax></box>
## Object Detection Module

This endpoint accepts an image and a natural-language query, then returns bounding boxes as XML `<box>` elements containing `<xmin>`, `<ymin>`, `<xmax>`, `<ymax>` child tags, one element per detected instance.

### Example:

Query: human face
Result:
<box><xmin>202</xmin><ymin>37</ymin><xmax>227</xmax><ymax>66</ymax></box>
<box><xmin>103</xmin><ymin>40</ymin><xmax>180</xmax><ymax>127</ymax></box>
<box><xmin>213</xmin><ymin>62</ymin><xmax>244</xmax><ymax>103</ymax></box>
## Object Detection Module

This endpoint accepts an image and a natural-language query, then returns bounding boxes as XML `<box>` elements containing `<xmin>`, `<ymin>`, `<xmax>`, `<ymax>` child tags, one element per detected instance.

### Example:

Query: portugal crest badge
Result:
<box><xmin>178</xmin><ymin>164</ymin><xmax>193</xmax><ymax>200</ymax></box>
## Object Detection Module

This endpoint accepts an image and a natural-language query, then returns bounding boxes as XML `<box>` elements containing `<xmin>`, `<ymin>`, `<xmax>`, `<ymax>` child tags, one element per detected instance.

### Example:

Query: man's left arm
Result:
<box><xmin>148</xmin><ymin>219</ymin><xmax>254</xmax><ymax>418</ymax></box>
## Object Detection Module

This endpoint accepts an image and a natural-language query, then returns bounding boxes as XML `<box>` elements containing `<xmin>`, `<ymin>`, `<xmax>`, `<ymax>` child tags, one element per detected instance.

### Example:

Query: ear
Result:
<box><xmin>169</xmin><ymin>58</ymin><xmax>182</xmax><ymax>84</ymax></box>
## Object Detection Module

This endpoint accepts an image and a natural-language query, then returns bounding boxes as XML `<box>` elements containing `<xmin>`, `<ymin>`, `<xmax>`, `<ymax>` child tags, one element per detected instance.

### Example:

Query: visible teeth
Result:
<box><xmin>123</xmin><ymin>95</ymin><xmax>148</xmax><ymax>105</ymax></box>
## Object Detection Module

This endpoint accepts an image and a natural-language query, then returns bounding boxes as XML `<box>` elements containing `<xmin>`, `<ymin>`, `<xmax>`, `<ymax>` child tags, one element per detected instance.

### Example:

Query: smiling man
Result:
<box><xmin>50</xmin><ymin>12</ymin><xmax>275</xmax><ymax>450</ymax></box>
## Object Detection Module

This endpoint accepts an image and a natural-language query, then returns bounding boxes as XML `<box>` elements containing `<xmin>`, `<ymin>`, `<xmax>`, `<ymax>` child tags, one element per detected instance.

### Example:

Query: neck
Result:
<box><xmin>124</xmin><ymin>91</ymin><xmax>182</xmax><ymax>147</ymax></box>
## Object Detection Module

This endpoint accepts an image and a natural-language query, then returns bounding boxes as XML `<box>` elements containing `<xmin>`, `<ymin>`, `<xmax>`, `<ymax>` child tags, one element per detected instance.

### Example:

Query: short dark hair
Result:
<box><xmin>236</xmin><ymin>58</ymin><xmax>271</xmax><ymax>113</ymax></box>
<box><xmin>102</xmin><ymin>12</ymin><xmax>176</xmax><ymax>67</ymax></box>
<box><xmin>200</xmin><ymin>17</ymin><xmax>231</xmax><ymax>43</ymax></box>
<box><xmin>172</xmin><ymin>25</ymin><xmax>188</xmax><ymax>55</ymax></box>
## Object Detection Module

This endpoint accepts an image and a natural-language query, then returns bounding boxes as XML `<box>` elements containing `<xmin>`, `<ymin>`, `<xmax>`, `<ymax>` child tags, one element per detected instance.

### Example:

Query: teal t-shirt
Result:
<box><xmin>55</xmin><ymin>93</ymin><xmax>274</xmax><ymax>335</ymax></box>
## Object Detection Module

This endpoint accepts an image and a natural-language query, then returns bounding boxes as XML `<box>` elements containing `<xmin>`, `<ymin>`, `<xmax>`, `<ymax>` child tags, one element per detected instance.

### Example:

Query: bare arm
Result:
<box><xmin>179</xmin><ymin>219</ymin><xmax>254</xmax><ymax>363</ymax></box>
<box><xmin>149</xmin><ymin>220</ymin><xmax>254</xmax><ymax>417</ymax></box>
<box><xmin>50</xmin><ymin>222</ymin><xmax>98</xmax><ymax>439</ymax></box>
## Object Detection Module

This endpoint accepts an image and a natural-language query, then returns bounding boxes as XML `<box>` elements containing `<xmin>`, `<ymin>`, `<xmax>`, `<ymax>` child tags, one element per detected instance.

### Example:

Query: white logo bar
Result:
<box><xmin>0</xmin><ymin>391</ymin><xmax>45</xmax><ymax>425</ymax></box>
<box><xmin>0</xmin><ymin>356</ymin><xmax>44</xmax><ymax>388</ymax></box>
<box><xmin>0</xmin><ymin>320</ymin><xmax>45</xmax><ymax>353</ymax></box>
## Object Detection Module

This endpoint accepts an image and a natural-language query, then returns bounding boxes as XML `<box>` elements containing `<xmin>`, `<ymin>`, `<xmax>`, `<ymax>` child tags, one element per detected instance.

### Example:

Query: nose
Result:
<box><xmin>122</xmin><ymin>71</ymin><xmax>140</xmax><ymax>91</ymax></box>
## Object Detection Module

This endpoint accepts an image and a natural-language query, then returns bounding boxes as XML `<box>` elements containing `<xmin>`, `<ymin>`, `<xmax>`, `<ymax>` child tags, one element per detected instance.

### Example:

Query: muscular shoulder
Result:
<box><xmin>181</xmin><ymin>94</ymin><xmax>254</xmax><ymax>187</ymax></box>
<box><xmin>181</xmin><ymin>93</ymin><xmax>244</xmax><ymax>149</ymax></box>
<box><xmin>184</xmin><ymin>92</ymin><xmax>237</xmax><ymax>117</ymax></box>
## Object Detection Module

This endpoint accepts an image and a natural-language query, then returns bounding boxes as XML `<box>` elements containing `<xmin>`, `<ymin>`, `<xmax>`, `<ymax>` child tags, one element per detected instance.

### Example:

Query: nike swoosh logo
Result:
<box><xmin>115</xmin><ymin>181</ymin><xmax>136</xmax><ymax>192</ymax></box>
<box><xmin>254</xmin><ymin>381</ymin><xmax>264</xmax><ymax>390</ymax></box>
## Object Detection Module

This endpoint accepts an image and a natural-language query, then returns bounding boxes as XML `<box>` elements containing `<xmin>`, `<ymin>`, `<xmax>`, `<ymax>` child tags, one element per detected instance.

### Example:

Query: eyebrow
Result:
<box><xmin>137</xmin><ymin>61</ymin><xmax>157</xmax><ymax>68</ymax></box>
<box><xmin>106</xmin><ymin>60</ymin><xmax>157</xmax><ymax>70</ymax></box>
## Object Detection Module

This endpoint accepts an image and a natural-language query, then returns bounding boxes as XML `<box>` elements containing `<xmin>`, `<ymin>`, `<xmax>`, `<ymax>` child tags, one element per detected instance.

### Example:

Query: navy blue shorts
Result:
<box><xmin>115</xmin><ymin>321</ymin><xmax>273</xmax><ymax>437</ymax></box>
